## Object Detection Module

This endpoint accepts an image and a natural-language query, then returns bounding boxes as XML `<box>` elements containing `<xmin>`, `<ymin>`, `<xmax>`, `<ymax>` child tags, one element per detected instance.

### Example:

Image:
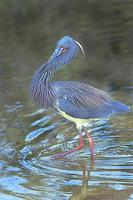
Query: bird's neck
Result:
<box><xmin>31</xmin><ymin>63</ymin><xmax>55</xmax><ymax>108</ymax></box>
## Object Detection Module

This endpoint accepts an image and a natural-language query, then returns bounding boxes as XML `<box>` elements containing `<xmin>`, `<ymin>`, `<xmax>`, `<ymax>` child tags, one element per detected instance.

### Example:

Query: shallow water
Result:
<box><xmin>0</xmin><ymin>1</ymin><xmax>133</xmax><ymax>199</ymax></box>
<box><xmin>0</xmin><ymin>79</ymin><xmax>133</xmax><ymax>200</ymax></box>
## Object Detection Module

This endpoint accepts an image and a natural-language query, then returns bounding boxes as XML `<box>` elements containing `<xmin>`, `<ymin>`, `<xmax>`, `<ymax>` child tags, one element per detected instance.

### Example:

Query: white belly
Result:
<box><xmin>58</xmin><ymin>109</ymin><xmax>99</xmax><ymax>129</ymax></box>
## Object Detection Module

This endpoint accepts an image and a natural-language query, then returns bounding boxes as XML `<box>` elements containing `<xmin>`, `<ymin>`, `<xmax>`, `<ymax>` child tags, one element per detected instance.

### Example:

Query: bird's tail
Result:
<box><xmin>111</xmin><ymin>100</ymin><xmax>130</xmax><ymax>113</ymax></box>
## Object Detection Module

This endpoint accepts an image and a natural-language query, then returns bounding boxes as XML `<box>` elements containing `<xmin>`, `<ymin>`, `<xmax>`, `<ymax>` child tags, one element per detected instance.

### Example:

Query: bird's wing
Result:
<box><xmin>51</xmin><ymin>81</ymin><xmax>127</xmax><ymax>119</ymax></box>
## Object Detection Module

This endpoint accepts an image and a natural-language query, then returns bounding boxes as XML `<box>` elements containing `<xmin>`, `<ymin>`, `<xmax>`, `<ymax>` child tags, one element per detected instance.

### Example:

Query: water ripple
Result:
<box><xmin>18</xmin><ymin>110</ymin><xmax>133</xmax><ymax>197</ymax></box>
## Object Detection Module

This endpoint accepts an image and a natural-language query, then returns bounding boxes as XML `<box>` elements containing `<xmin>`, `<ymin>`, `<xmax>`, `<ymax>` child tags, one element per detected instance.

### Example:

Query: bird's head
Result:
<box><xmin>47</xmin><ymin>36</ymin><xmax>84</xmax><ymax>68</ymax></box>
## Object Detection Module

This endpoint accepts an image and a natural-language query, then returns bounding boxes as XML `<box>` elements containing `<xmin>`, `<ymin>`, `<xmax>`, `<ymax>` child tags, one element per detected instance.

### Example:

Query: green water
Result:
<box><xmin>0</xmin><ymin>1</ymin><xmax>133</xmax><ymax>199</ymax></box>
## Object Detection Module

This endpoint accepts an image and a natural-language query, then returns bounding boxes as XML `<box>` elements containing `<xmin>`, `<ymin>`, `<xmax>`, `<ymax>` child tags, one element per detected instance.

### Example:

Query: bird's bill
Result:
<box><xmin>75</xmin><ymin>40</ymin><xmax>85</xmax><ymax>55</ymax></box>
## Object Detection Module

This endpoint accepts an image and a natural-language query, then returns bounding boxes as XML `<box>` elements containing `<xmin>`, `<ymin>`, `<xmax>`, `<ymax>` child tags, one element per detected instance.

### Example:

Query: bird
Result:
<box><xmin>30</xmin><ymin>36</ymin><xmax>130</xmax><ymax>160</ymax></box>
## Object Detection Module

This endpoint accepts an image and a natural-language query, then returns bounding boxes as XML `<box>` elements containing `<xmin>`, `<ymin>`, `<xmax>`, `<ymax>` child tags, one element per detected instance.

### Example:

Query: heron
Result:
<box><xmin>31</xmin><ymin>36</ymin><xmax>130</xmax><ymax>160</ymax></box>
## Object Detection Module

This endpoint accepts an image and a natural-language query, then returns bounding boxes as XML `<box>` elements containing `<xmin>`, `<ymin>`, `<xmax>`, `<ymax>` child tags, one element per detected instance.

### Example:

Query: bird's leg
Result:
<box><xmin>82</xmin><ymin>127</ymin><xmax>94</xmax><ymax>160</ymax></box>
<box><xmin>53</xmin><ymin>129</ymin><xmax>84</xmax><ymax>159</ymax></box>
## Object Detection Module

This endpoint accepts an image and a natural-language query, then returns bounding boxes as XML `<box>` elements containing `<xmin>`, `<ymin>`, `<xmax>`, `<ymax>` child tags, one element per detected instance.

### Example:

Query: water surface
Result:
<box><xmin>0</xmin><ymin>71</ymin><xmax>133</xmax><ymax>200</ymax></box>
<box><xmin>0</xmin><ymin>1</ymin><xmax>133</xmax><ymax>199</ymax></box>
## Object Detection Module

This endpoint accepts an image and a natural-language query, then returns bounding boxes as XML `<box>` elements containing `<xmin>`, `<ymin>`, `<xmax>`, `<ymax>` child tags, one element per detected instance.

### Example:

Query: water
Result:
<box><xmin>0</xmin><ymin>82</ymin><xmax>133</xmax><ymax>200</ymax></box>
<box><xmin>0</xmin><ymin>1</ymin><xmax>133</xmax><ymax>199</ymax></box>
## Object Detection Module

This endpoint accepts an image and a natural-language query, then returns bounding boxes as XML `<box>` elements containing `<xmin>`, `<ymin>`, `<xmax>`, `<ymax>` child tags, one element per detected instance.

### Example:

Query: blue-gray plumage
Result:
<box><xmin>31</xmin><ymin>36</ymin><xmax>130</xmax><ymax>160</ymax></box>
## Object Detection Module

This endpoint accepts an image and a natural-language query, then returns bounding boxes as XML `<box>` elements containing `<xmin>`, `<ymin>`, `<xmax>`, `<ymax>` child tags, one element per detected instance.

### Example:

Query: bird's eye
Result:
<box><xmin>60</xmin><ymin>46</ymin><xmax>67</xmax><ymax>55</ymax></box>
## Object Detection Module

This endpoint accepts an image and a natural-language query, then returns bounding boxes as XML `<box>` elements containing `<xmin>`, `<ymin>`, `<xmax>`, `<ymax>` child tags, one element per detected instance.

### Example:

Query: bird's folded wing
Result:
<box><xmin>52</xmin><ymin>81</ymin><xmax>119</xmax><ymax>119</ymax></box>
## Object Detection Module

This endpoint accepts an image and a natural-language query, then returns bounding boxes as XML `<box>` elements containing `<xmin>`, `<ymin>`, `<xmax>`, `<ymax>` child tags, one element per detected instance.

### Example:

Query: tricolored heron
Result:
<box><xmin>31</xmin><ymin>36</ymin><xmax>130</xmax><ymax>160</ymax></box>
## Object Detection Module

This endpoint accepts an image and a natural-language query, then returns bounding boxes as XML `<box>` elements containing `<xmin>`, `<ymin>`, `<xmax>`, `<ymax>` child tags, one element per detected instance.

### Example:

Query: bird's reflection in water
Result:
<box><xmin>68</xmin><ymin>158</ymin><xmax>133</xmax><ymax>200</ymax></box>
<box><xmin>81</xmin><ymin>159</ymin><xmax>94</xmax><ymax>179</ymax></box>
<box><xmin>68</xmin><ymin>159</ymin><xmax>94</xmax><ymax>200</ymax></box>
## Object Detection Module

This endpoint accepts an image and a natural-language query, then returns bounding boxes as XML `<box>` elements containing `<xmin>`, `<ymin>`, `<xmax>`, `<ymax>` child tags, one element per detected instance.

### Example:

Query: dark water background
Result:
<box><xmin>0</xmin><ymin>1</ymin><xmax>133</xmax><ymax>199</ymax></box>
